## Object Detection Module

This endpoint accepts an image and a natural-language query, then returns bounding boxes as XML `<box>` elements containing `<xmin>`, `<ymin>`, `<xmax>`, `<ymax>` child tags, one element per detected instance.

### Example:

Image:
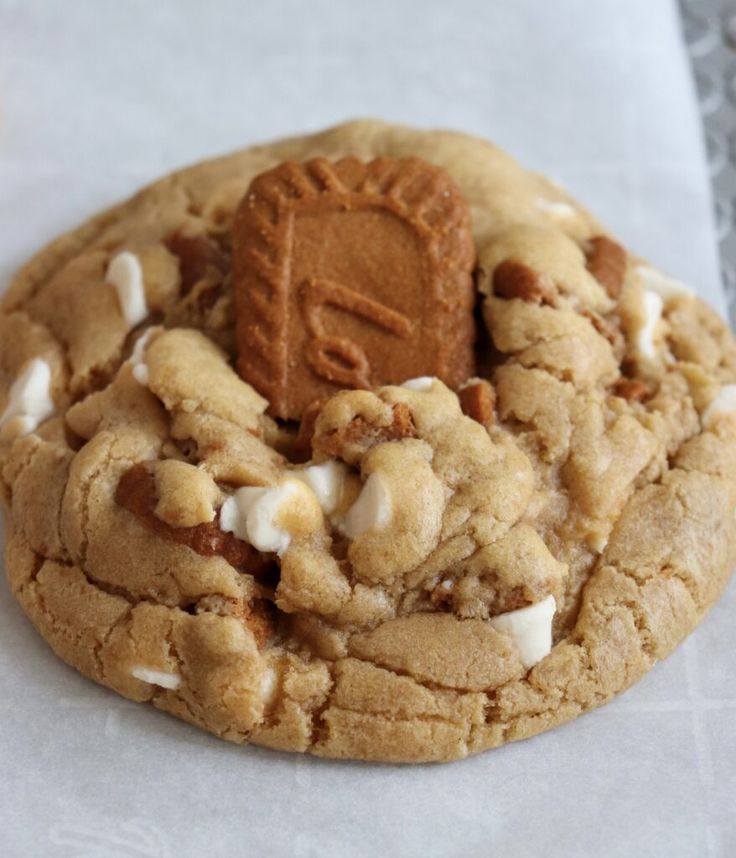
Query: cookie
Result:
<box><xmin>233</xmin><ymin>156</ymin><xmax>476</xmax><ymax>419</ymax></box>
<box><xmin>2</xmin><ymin>120</ymin><xmax>736</xmax><ymax>764</ymax></box>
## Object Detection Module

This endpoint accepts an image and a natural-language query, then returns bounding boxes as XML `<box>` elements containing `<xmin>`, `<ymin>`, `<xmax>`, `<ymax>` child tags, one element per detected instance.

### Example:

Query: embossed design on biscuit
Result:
<box><xmin>232</xmin><ymin>156</ymin><xmax>477</xmax><ymax>419</ymax></box>
<box><xmin>301</xmin><ymin>277</ymin><xmax>414</xmax><ymax>388</ymax></box>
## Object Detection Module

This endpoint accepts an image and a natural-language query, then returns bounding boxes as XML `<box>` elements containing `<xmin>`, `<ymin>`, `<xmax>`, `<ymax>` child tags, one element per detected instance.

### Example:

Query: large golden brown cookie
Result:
<box><xmin>1</xmin><ymin>120</ymin><xmax>736</xmax><ymax>764</ymax></box>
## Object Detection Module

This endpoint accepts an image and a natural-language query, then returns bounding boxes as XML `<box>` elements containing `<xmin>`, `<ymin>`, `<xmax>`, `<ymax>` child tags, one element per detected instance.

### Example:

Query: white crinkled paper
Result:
<box><xmin>0</xmin><ymin>1</ymin><xmax>734</xmax><ymax>856</ymax></box>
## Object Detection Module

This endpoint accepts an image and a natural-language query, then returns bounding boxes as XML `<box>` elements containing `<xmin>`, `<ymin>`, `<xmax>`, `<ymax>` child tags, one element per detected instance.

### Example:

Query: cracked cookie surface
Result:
<box><xmin>2</xmin><ymin>119</ymin><xmax>736</xmax><ymax>763</ymax></box>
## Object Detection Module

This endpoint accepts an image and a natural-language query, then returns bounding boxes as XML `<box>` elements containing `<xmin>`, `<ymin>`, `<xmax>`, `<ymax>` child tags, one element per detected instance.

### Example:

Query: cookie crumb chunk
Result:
<box><xmin>343</xmin><ymin>439</ymin><xmax>445</xmax><ymax>582</ymax></box>
<box><xmin>145</xmin><ymin>329</ymin><xmax>269</xmax><ymax>431</ymax></box>
<box><xmin>0</xmin><ymin>358</ymin><xmax>54</xmax><ymax>440</ymax></box>
<box><xmin>153</xmin><ymin>459</ymin><xmax>220</xmax><ymax>528</ymax></box>
<box><xmin>313</xmin><ymin>397</ymin><xmax>416</xmax><ymax>464</ymax></box>
<box><xmin>488</xmin><ymin>594</ymin><xmax>556</xmax><ymax>668</ymax></box>
<box><xmin>196</xmin><ymin>594</ymin><xmax>275</xmax><ymax>649</ymax></box>
<box><xmin>130</xmin><ymin>666</ymin><xmax>181</xmax><ymax>690</ymax></box>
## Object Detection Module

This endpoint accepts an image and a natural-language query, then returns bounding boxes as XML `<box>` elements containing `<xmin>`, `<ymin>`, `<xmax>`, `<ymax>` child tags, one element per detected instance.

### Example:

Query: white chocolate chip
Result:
<box><xmin>220</xmin><ymin>480</ymin><xmax>320</xmax><ymax>555</ymax></box>
<box><xmin>586</xmin><ymin>532</ymin><xmax>609</xmax><ymax>554</ymax></box>
<box><xmin>636</xmin><ymin>290</ymin><xmax>664</xmax><ymax>359</ymax></box>
<box><xmin>0</xmin><ymin>358</ymin><xmax>54</xmax><ymax>438</ymax></box>
<box><xmin>370</xmin><ymin>587</ymin><xmax>391</xmax><ymax>610</ymax></box>
<box><xmin>130</xmin><ymin>666</ymin><xmax>181</xmax><ymax>690</ymax></box>
<box><xmin>636</xmin><ymin>265</ymin><xmax>693</xmax><ymax>301</ymax></box>
<box><xmin>6</xmin><ymin>416</ymin><xmax>36</xmax><ymax>436</ymax></box>
<box><xmin>339</xmin><ymin>472</ymin><xmax>392</xmax><ymax>538</ymax></box>
<box><xmin>132</xmin><ymin>364</ymin><xmax>149</xmax><ymax>386</ymax></box>
<box><xmin>127</xmin><ymin>326</ymin><xmax>161</xmax><ymax>386</ymax></box>
<box><xmin>259</xmin><ymin>666</ymin><xmax>278</xmax><ymax>704</ymax></box>
<box><xmin>489</xmin><ymin>594</ymin><xmax>556</xmax><ymax>669</ymax></box>
<box><xmin>401</xmin><ymin>377</ymin><xmax>435</xmax><ymax>392</ymax></box>
<box><xmin>292</xmin><ymin>460</ymin><xmax>348</xmax><ymax>515</ymax></box>
<box><xmin>535</xmin><ymin>198</ymin><xmax>576</xmax><ymax>220</ymax></box>
<box><xmin>106</xmin><ymin>251</ymin><xmax>148</xmax><ymax>327</ymax></box>
<box><xmin>240</xmin><ymin>486</ymin><xmax>294</xmax><ymax>554</ymax></box>
<box><xmin>702</xmin><ymin>384</ymin><xmax>736</xmax><ymax>428</ymax></box>
<box><xmin>219</xmin><ymin>495</ymin><xmax>242</xmax><ymax>535</ymax></box>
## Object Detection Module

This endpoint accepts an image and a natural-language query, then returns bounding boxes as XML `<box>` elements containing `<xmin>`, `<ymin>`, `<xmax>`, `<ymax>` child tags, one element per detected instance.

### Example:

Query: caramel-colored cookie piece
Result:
<box><xmin>313</xmin><ymin>401</ymin><xmax>415</xmax><ymax>462</ymax></box>
<box><xmin>116</xmin><ymin>462</ymin><xmax>273</xmax><ymax>578</ymax></box>
<box><xmin>493</xmin><ymin>259</ymin><xmax>555</xmax><ymax>304</ymax></box>
<box><xmin>164</xmin><ymin>231</ymin><xmax>228</xmax><ymax>295</ymax></box>
<box><xmin>586</xmin><ymin>235</ymin><xmax>626</xmax><ymax>299</ymax></box>
<box><xmin>580</xmin><ymin>308</ymin><xmax>625</xmax><ymax>356</ymax></box>
<box><xmin>458</xmin><ymin>379</ymin><xmax>495</xmax><ymax>426</ymax></box>
<box><xmin>613</xmin><ymin>377</ymin><xmax>651</xmax><ymax>402</ymax></box>
<box><xmin>232</xmin><ymin>156</ymin><xmax>477</xmax><ymax>419</ymax></box>
<box><xmin>292</xmin><ymin>397</ymin><xmax>328</xmax><ymax>463</ymax></box>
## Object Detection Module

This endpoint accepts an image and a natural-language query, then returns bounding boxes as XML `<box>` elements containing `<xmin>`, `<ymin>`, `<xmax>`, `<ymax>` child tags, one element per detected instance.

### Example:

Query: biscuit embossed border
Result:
<box><xmin>232</xmin><ymin>156</ymin><xmax>477</xmax><ymax>419</ymax></box>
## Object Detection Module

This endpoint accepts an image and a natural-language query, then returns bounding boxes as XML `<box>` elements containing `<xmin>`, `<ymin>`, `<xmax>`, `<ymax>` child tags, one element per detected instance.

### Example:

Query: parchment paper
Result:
<box><xmin>0</xmin><ymin>1</ymin><xmax>734</xmax><ymax>856</ymax></box>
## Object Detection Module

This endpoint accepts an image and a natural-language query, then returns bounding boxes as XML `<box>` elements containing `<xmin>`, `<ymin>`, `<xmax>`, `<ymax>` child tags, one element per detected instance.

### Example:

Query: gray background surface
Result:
<box><xmin>679</xmin><ymin>0</ymin><xmax>736</xmax><ymax>323</ymax></box>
